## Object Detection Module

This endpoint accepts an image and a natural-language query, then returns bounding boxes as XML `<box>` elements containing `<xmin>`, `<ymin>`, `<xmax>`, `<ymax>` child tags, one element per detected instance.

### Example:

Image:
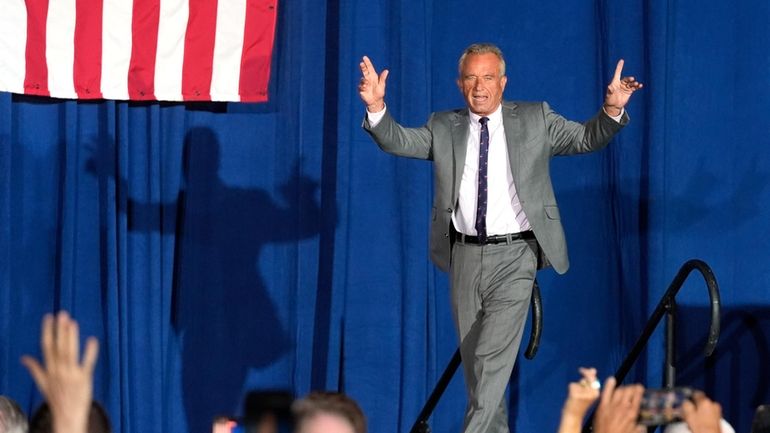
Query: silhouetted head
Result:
<box><xmin>292</xmin><ymin>392</ymin><xmax>366</xmax><ymax>433</ymax></box>
<box><xmin>237</xmin><ymin>390</ymin><xmax>294</xmax><ymax>433</ymax></box>
<box><xmin>0</xmin><ymin>396</ymin><xmax>27</xmax><ymax>433</ymax></box>
<box><xmin>243</xmin><ymin>390</ymin><xmax>293</xmax><ymax>427</ymax></box>
<box><xmin>29</xmin><ymin>401</ymin><xmax>111</xmax><ymax>433</ymax></box>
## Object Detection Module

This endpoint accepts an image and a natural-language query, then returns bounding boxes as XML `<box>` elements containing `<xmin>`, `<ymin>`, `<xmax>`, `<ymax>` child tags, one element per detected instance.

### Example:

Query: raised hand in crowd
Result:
<box><xmin>21</xmin><ymin>311</ymin><xmax>99</xmax><ymax>433</ymax></box>
<box><xmin>558</xmin><ymin>367</ymin><xmax>602</xmax><ymax>433</ymax></box>
<box><xmin>592</xmin><ymin>377</ymin><xmax>645</xmax><ymax>433</ymax></box>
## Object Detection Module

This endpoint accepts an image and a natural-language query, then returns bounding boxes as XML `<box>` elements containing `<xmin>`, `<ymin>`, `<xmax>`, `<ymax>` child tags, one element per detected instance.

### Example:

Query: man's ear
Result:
<box><xmin>501</xmin><ymin>75</ymin><xmax>508</xmax><ymax>92</ymax></box>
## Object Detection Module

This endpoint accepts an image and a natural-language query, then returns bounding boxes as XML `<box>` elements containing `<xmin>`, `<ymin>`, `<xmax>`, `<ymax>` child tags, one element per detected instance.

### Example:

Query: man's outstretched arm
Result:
<box><xmin>549</xmin><ymin>59</ymin><xmax>643</xmax><ymax>156</ymax></box>
<box><xmin>358</xmin><ymin>55</ymin><xmax>432</xmax><ymax>160</ymax></box>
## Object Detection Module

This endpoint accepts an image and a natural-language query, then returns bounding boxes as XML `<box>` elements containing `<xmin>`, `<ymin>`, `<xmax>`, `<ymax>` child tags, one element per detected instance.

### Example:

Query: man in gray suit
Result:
<box><xmin>358</xmin><ymin>43</ymin><xmax>642</xmax><ymax>433</ymax></box>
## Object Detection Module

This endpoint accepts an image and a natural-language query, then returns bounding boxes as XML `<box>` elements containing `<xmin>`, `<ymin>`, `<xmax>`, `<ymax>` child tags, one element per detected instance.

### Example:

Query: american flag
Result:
<box><xmin>0</xmin><ymin>0</ymin><xmax>278</xmax><ymax>102</ymax></box>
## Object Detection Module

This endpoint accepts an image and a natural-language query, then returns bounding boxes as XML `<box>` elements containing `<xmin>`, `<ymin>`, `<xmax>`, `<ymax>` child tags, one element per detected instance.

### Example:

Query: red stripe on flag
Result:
<box><xmin>74</xmin><ymin>0</ymin><xmax>103</xmax><ymax>98</ymax></box>
<box><xmin>182</xmin><ymin>0</ymin><xmax>218</xmax><ymax>101</ymax></box>
<box><xmin>239</xmin><ymin>0</ymin><xmax>277</xmax><ymax>102</ymax></box>
<box><xmin>128</xmin><ymin>0</ymin><xmax>161</xmax><ymax>100</ymax></box>
<box><xmin>23</xmin><ymin>0</ymin><xmax>50</xmax><ymax>97</ymax></box>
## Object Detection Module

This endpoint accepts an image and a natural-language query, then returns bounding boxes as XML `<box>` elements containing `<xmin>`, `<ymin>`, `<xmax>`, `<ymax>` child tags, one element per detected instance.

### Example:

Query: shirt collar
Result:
<box><xmin>468</xmin><ymin>103</ymin><xmax>503</xmax><ymax>128</ymax></box>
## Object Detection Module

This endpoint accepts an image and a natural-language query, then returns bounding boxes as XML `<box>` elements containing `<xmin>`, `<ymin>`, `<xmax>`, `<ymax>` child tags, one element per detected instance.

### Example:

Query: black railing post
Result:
<box><xmin>409</xmin><ymin>348</ymin><xmax>461</xmax><ymax>433</ymax></box>
<box><xmin>664</xmin><ymin>297</ymin><xmax>676</xmax><ymax>389</ymax></box>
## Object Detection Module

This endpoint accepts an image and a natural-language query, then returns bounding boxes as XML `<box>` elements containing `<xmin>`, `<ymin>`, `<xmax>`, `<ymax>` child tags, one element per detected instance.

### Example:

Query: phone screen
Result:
<box><xmin>637</xmin><ymin>387</ymin><xmax>694</xmax><ymax>426</ymax></box>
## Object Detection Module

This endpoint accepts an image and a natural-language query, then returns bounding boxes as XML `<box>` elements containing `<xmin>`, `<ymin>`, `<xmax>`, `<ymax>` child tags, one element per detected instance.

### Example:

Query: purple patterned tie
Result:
<box><xmin>475</xmin><ymin>117</ymin><xmax>490</xmax><ymax>243</ymax></box>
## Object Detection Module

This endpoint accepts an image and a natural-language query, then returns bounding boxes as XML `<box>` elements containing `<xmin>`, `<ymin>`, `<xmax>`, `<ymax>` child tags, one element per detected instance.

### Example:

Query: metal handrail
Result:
<box><xmin>582</xmin><ymin>259</ymin><xmax>721</xmax><ymax>433</ymax></box>
<box><xmin>613</xmin><ymin>259</ymin><xmax>720</xmax><ymax>386</ymax></box>
<box><xmin>409</xmin><ymin>279</ymin><xmax>543</xmax><ymax>433</ymax></box>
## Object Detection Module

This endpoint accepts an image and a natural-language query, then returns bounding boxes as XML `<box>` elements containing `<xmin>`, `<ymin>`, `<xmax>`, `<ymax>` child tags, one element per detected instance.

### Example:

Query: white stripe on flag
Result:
<box><xmin>102</xmin><ymin>0</ymin><xmax>134</xmax><ymax>100</ymax></box>
<box><xmin>0</xmin><ymin>0</ymin><xmax>28</xmax><ymax>94</ymax></box>
<box><xmin>154</xmin><ymin>0</ymin><xmax>189</xmax><ymax>101</ymax></box>
<box><xmin>46</xmin><ymin>0</ymin><xmax>78</xmax><ymax>98</ymax></box>
<box><xmin>210</xmin><ymin>0</ymin><xmax>247</xmax><ymax>101</ymax></box>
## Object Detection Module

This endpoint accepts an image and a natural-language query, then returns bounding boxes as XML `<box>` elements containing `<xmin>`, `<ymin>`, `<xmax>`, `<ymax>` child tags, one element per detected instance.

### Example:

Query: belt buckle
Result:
<box><xmin>486</xmin><ymin>234</ymin><xmax>502</xmax><ymax>245</ymax></box>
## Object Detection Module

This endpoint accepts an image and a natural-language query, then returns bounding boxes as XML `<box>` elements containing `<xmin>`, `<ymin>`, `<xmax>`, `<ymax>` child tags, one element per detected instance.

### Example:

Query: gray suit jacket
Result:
<box><xmin>363</xmin><ymin>100</ymin><xmax>628</xmax><ymax>274</ymax></box>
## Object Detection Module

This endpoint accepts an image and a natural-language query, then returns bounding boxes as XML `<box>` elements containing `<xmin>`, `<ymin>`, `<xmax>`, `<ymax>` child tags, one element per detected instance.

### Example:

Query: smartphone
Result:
<box><xmin>212</xmin><ymin>417</ymin><xmax>246</xmax><ymax>433</ymax></box>
<box><xmin>637</xmin><ymin>387</ymin><xmax>694</xmax><ymax>426</ymax></box>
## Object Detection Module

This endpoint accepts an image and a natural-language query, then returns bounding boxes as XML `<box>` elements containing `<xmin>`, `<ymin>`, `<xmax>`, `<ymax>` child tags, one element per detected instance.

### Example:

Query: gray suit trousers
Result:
<box><xmin>450</xmin><ymin>237</ymin><xmax>537</xmax><ymax>433</ymax></box>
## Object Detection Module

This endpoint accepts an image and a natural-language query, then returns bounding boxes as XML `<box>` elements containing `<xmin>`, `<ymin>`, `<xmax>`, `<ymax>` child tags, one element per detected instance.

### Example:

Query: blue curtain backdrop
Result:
<box><xmin>2</xmin><ymin>1</ymin><xmax>769</xmax><ymax>433</ymax></box>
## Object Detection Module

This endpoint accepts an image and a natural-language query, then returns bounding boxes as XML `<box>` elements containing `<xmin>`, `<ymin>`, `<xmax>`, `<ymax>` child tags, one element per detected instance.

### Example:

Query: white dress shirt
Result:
<box><xmin>453</xmin><ymin>105</ymin><xmax>530</xmax><ymax>235</ymax></box>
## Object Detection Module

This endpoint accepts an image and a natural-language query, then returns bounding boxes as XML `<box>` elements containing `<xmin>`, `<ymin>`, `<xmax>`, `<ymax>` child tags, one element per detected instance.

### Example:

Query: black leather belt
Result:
<box><xmin>455</xmin><ymin>230</ymin><xmax>535</xmax><ymax>245</ymax></box>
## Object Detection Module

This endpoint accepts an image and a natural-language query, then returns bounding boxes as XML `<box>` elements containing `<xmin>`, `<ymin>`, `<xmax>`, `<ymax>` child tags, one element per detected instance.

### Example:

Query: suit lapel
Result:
<box><xmin>451</xmin><ymin>109</ymin><xmax>469</xmax><ymax>203</ymax></box>
<box><xmin>502</xmin><ymin>102</ymin><xmax>522</xmax><ymax>187</ymax></box>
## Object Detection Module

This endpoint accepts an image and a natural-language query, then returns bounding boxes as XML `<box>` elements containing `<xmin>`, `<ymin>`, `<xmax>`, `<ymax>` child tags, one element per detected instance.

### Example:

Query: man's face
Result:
<box><xmin>457</xmin><ymin>53</ymin><xmax>507</xmax><ymax>116</ymax></box>
<box><xmin>296</xmin><ymin>413</ymin><xmax>355</xmax><ymax>433</ymax></box>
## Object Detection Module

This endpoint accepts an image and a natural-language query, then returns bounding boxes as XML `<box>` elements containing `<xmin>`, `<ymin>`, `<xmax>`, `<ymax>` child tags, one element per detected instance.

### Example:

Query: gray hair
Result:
<box><xmin>458</xmin><ymin>43</ymin><xmax>506</xmax><ymax>77</ymax></box>
<box><xmin>0</xmin><ymin>396</ymin><xmax>27</xmax><ymax>433</ymax></box>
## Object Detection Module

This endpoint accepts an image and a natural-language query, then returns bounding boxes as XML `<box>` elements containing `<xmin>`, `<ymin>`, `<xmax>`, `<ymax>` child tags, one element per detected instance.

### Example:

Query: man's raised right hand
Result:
<box><xmin>358</xmin><ymin>56</ymin><xmax>388</xmax><ymax>112</ymax></box>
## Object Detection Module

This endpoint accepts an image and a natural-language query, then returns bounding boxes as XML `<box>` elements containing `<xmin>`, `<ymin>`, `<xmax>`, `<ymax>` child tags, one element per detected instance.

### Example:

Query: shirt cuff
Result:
<box><xmin>603</xmin><ymin>107</ymin><xmax>625</xmax><ymax>123</ymax></box>
<box><xmin>367</xmin><ymin>104</ymin><xmax>387</xmax><ymax>127</ymax></box>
